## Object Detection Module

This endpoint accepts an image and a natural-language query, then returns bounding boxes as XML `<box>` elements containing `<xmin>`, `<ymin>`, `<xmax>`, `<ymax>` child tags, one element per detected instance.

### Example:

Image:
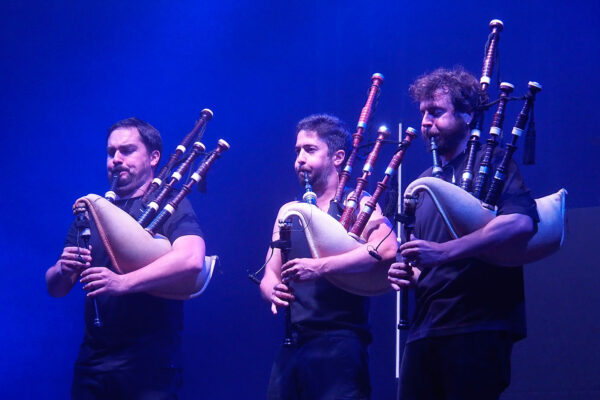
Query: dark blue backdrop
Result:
<box><xmin>1</xmin><ymin>0</ymin><xmax>599</xmax><ymax>398</ymax></box>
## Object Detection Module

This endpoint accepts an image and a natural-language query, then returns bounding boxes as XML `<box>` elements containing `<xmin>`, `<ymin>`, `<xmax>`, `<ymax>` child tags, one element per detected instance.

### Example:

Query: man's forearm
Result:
<box><xmin>260</xmin><ymin>250</ymin><xmax>283</xmax><ymax>302</ymax></box>
<box><xmin>320</xmin><ymin>216</ymin><xmax>397</xmax><ymax>275</ymax></box>
<box><xmin>127</xmin><ymin>254</ymin><xmax>203</xmax><ymax>294</ymax></box>
<box><xmin>260</xmin><ymin>273</ymin><xmax>279</xmax><ymax>302</ymax></box>
<box><xmin>45</xmin><ymin>264</ymin><xmax>77</xmax><ymax>297</ymax></box>
<box><xmin>320</xmin><ymin>241</ymin><xmax>395</xmax><ymax>276</ymax></box>
<box><xmin>443</xmin><ymin>213</ymin><xmax>535</xmax><ymax>266</ymax></box>
<box><xmin>123</xmin><ymin>235</ymin><xmax>205</xmax><ymax>295</ymax></box>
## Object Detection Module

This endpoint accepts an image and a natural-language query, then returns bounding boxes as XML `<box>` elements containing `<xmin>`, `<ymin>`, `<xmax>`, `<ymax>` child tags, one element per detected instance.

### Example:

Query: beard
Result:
<box><xmin>296</xmin><ymin>165</ymin><xmax>331</xmax><ymax>192</ymax></box>
<box><xmin>108</xmin><ymin>168</ymin><xmax>141</xmax><ymax>197</ymax></box>
<box><xmin>110</xmin><ymin>168</ymin><xmax>132</xmax><ymax>187</ymax></box>
<box><xmin>423</xmin><ymin>128</ymin><xmax>468</xmax><ymax>157</ymax></box>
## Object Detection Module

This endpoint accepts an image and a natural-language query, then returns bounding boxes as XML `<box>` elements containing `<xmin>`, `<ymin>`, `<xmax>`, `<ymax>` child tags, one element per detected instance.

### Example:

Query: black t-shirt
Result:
<box><xmin>64</xmin><ymin>194</ymin><xmax>203</xmax><ymax>371</ymax></box>
<box><xmin>408</xmin><ymin>148</ymin><xmax>539</xmax><ymax>343</ymax></box>
<box><xmin>287</xmin><ymin>197</ymin><xmax>371</xmax><ymax>343</ymax></box>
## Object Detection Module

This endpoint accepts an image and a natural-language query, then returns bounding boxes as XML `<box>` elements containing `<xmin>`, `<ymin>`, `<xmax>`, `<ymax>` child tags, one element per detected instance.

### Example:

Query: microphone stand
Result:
<box><xmin>395</xmin><ymin>123</ymin><xmax>411</xmax><ymax>399</ymax></box>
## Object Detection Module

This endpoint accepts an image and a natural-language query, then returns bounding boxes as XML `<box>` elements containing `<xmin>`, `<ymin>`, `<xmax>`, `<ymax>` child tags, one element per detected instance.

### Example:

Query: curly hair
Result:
<box><xmin>409</xmin><ymin>67</ymin><xmax>487</xmax><ymax>113</ymax></box>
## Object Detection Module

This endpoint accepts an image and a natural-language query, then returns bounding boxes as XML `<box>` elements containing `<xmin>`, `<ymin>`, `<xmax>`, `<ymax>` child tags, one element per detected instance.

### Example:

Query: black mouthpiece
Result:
<box><xmin>248</xmin><ymin>273</ymin><xmax>261</xmax><ymax>285</ymax></box>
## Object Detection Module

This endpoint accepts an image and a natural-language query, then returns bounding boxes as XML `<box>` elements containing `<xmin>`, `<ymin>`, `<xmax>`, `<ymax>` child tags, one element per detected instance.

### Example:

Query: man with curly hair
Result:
<box><xmin>389</xmin><ymin>68</ymin><xmax>539</xmax><ymax>399</ymax></box>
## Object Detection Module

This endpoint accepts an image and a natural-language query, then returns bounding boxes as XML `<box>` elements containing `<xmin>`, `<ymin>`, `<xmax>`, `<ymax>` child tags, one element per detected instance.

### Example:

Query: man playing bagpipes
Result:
<box><xmin>46</xmin><ymin>118</ymin><xmax>205</xmax><ymax>399</ymax></box>
<box><xmin>260</xmin><ymin>114</ymin><xmax>397</xmax><ymax>400</ymax></box>
<box><xmin>389</xmin><ymin>68</ymin><xmax>541</xmax><ymax>400</ymax></box>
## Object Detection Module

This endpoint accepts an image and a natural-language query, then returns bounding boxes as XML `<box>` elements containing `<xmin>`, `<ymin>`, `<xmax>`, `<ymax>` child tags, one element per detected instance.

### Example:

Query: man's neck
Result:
<box><xmin>440</xmin><ymin>133</ymin><xmax>469</xmax><ymax>165</ymax></box>
<box><xmin>115</xmin><ymin>180</ymin><xmax>152</xmax><ymax>200</ymax></box>
<box><xmin>313</xmin><ymin>171</ymin><xmax>339</xmax><ymax>211</ymax></box>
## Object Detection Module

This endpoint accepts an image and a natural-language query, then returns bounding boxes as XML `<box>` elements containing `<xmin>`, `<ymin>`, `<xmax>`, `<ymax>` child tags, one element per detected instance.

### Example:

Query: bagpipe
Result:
<box><xmin>274</xmin><ymin>74</ymin><xmax>417</xmax><ymax>296</ymax></box>
<box><xmin>403</xmin><ymin>20</ymin><xmax>567</xmax><ymax>266</ymax></box>
<box><xmin>72</xmin><ymin>110</ymin><xmax>228</xmax><ymax>309</ymax></box>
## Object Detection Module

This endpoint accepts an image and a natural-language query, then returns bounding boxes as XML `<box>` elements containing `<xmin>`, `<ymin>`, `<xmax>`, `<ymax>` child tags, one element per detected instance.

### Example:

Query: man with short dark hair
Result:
<box><xmin>261</xmin><ymin>114</ymin><xmax>397</xmax><ymax>400</ymax></box>
<box><xmin>46</xmin><ymin>117</ymin><xmax>205</xmax><ymax>399</ymax></box>
<box><xmin>388</xmin><ymin>68</ymin><xmax>539</xmax><ymax>399</ymax></box>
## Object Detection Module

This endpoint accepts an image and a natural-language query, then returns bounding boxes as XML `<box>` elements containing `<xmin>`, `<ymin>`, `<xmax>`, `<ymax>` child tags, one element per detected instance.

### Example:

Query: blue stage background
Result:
<box><xmin>1</xmin><ymin>0</ymin><xmax>599</xmax><ymax>398</ymax></box>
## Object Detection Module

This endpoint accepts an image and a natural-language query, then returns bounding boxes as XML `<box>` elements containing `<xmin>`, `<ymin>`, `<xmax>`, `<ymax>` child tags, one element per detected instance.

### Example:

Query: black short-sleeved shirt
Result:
<box><xmin>64</xmin><ymin>194</ymin><xmax>203</xmax><ymax>372</ymax></box>
<box><xmin>408</xmin><ymin>148</ymin><xmax>539</xmax><ymax>343</ymax></box>
<box><xmin>287</xmin><ymin>197</ymin><xmax>371</xmax><ymax>343</ymax></box>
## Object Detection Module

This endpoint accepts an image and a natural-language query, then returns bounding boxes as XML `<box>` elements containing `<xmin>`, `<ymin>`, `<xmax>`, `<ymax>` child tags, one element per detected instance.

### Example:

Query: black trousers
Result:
<box><xmin>398</xmin><ymin>331</ymin><xmax>514</xmax><ymax>400</ymax></box>
<box><xmin>267</xmin><ymin>330</ymin><xmax>371</xmax><ymax>400</ymax></box>
<box><xmin>71</xmin><ymin>365</ymin><xmax>181</xmax><ymax>400</ymax></box>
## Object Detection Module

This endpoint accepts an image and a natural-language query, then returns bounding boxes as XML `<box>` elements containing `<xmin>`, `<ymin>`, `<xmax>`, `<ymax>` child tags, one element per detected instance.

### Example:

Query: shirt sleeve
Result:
<box><xmin>162</xmin><ymin>197</ymin><xmax>203</xmax><ymax>242</ymax></box>
<box><xmin>493</xmin><ymin>154</ymin><xmax>540</xmax><ymax>224</ymax></box>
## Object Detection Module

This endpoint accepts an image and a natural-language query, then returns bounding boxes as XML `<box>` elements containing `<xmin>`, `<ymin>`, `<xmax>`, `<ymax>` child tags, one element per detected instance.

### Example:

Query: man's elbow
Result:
<box><xmin>512</xmin><ymin>215</ymin><xmax>536</xmax><ymax>241</ymax></box>
<box><xmin>259</xmin><ymin>282</ymin><xmax>268</xmax><ymax>301</ymax></box>
<box><xmin>46</xmin><ymin>282</ymin><xmax>61</xmax><ymax>298</ymax></box>
<box><xmin>259</xmin><ymin>275</ymin><xmax>276</xmax><ymax>302</ymax></box>
<box><xmin>172</xmin><ymin>235</ymin><xmax>206</xmax><ymax>274</ymax></box>
<box><xmin>173</xmin><ymin>244</ymin><xmax>205</xmax><ymax>275</ymax></box>
<box><xmin>186</xmin><ymin>252</ymin><xmax>205</xmax><ymax>275</ymax></box>
<box><xmin>378</xmin><ymin>238</ymin><xmax>398</xmax><ymax>265</ymax></box>
<box><xmin>383</xmin><ymin>244</ymin><xmax>398</xmax><ymax>262</ymax></box>
<box><xmin>45</xmin><ymin>267</ymin><xmax>68</xmax><ymax>298</ymax></box>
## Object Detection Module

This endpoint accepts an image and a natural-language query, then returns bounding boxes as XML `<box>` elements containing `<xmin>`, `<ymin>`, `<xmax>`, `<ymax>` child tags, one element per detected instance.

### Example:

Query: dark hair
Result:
<box><xmin>296</xmin><ymin>114</ymin><xmax>351</xmax><ymax>159</ymax></box>
<box><xmin>409</xmin><ymin>67</ymin><xmax>487</xmax><ymax>113</ymax></box>
<box><xmin>107</xmin><ymin>117</ymin><xmax>162</xmax><ymax>160</ymax></box>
